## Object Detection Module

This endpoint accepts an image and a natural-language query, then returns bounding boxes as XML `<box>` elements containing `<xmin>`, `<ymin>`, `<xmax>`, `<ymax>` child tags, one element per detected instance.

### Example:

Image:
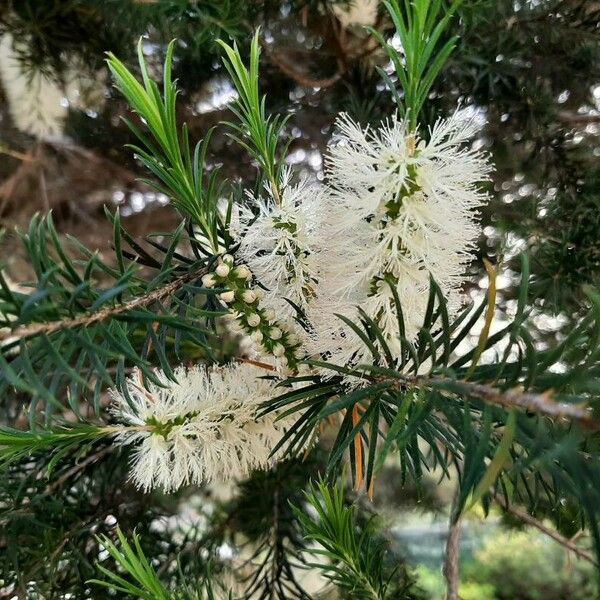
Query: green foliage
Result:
<box><xmin>91</xmin><ymin>527</ymin><xmax>172</xmax><ymax>600</ymax></box>
<box><xmin>466</xmin><ymin>530</ymin><xmax>598</xmax><ymax>600</ymax></box>
<box><xmin>148</xmin><ymin>0</ymin><xmax>247</xmax><ymax>72</ymax></box>
<box><xmin>443</xmin><ymin>0</ymin><xmax>600</xmax><ymax>323</ymax></box>
<box><xmin>530</xmin><ymin>168</ymin><xmax>600</xmax><ymax>313</ymax></box>
<box><xmin>0</xmin><ymin>445</ymin><xmax>141</xmax><ymax>596</ymax></box>
<box><xmin>219</xmin><ymin>32</ymin><xmax>289</xmax><ymax>196</ymax></box>
<box><xmin>370</xmin><ymin>0</ymin><xmax>462</xmax><ymax>129</ymax></box>
<box><xmin>0</xmin><ymin>212</ymin><xmax>219</xmax><ymax>421</ymax></box>
<box><xmin>294</xmin><ymin>479</ymin><xmax>399</xmax><ymax>599</ymax></box>
<box><xmin>415</xmin><ymin>564</ymin><xmax>496</xmax><ymax>600</ymax></box>
<box><xmin>0</xmin><ymin>422</ymin><xmax>106</xmax><ymax>471</ymax></box>
<box><xmin>450</xmin><ymin>0</ymin><xmax>600</xmax><ymax>121</ymax></box>
<box><xmin>0</xmin><ymin>0</ymin><xmax>248</xmax><ymax>82</ymax></box>
<box><xmin>107</xmin><ymin>42</ymin><xmax>230</xmax><ymax>252</ymax></box>
<box><xmin>416</xmin><ymin>527</ymin><xmax>598</xmax><ymax>599</ymax></box>
<box><xmin>91</xmin><ymin>526</ymin><xmax>227</xmax><ymax>599</ymax></box>
<box><xmin>221</xmin><ymin>457</ymin><xmax>318</xmax><ymax>599</ymax></box>
<box><xmin>264</xmin><ymin>261</ymin><xmax>600</xmax><ymax>555</ymax></box>
<box><xmin>0</xmin><ymin>0</ymin><xmax>135</xmax><ymax>79</ymax></box>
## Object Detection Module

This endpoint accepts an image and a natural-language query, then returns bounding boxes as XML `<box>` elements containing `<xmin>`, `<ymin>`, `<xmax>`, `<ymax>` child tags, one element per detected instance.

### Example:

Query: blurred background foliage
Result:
<box><xmin>0</xmin><ymin>0</ymin><xmax>599</xmax><ymax>597</ymax></box>
<box><xmin>416</xmin><ymin>529</ymin><xmax>599</xmax><ymax>600</ymax></box>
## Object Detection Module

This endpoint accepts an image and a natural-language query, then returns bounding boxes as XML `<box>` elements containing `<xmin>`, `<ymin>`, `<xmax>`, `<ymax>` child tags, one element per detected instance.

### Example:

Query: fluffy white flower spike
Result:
<box><xmin>327</xmin><ymin>110</ymin><xmax>489</xmax><ymax>220</ymax></box>
<box><xmin>309</xmin><ymin>110</ymin><xmax>491</xmax><ymax>367</ymax></box>
<box><xmin>111</xmin><ymin>363</ymin><xmax>300</xmax><ymax>492</ymax></box>
<box><xmin>237</xmin><ymin>168</ymin><xmax>325</xmax><ymax>317</ymax></box>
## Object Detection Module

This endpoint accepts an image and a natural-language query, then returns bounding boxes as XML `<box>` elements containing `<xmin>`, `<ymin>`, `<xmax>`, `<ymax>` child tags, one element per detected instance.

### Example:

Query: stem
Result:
<box><xmin>0</xmin><ymin>266</ymin><xmax>207</xmax><ymax>344</ymax></box>
<box><xmin>101</xmin><ymin>425</ymin><xmax>152</xmax><ymax>435</ymax></box>
<box><xmin>46</xmin><ymin>446</ymin><xmax>114</xmax><ymax>493</ymax></box>
<box><xmin>493</xmin><ymin>492</ymin><xmax>597</xmax><ymax>566</ymax></box>
<box><xmin>375</xmin><ymin>374</ymin><xmax>600</xmax><ymax>430</ymax></box>
<box><xmin>443</xmin><ymin>517</ymin><xmax>462</xmax><ymax>600</ymax></box>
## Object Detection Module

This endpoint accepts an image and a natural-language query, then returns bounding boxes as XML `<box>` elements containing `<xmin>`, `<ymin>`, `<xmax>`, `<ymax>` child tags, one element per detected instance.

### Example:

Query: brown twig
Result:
<box><xmin>557</xmin><ymin>111</ymin><xmax>600</xmax><ymax>125</ymax></box>
<box><xmin>236</xmin><ymin>352</ymin><xmax>598</xmax><ymax>430</ymax></box>
<box><xmin>236</xmin><ymin>356</ymin><xmax>277</xmax><ymax>372</ymax></box>
<box><xmin>493</xmin><ymin>492</ymin><xmax>597</xmax><ymax>565</ymax></box>
<box><xmin>0</xmin><ymin>145</ymin><xmax>34</xmax><ymax>162</ymax></box>
<box><xmin>382</xmin><ymin>374</ymin><xmax>600</xmax><ymax>431</ymax></box>
<box><xmin>443</xmin><ymin>517</ymin><xmax>462</xmax><ymax>600</ymax></box>
<box><xmin>437</xmin><ymin>378</ymin><xmax>594</xmax><ymax>425</ymax></box>
<box><xmin>0</xmin><ymin>266</ymin><xmax>207</xmax><ymax>344</ymax></box>
<box><xmin>264</xmin><ymin>45</ymin><xmax>345</xmax><ymax>89</ymax></box>
<box><xmin>231</xmin><ymin>357</ymin><xmax>599</xmax><ymax>430</ymax></box>
<box><xmin>46</xmin><ymin>445</ymin><xmax>114</xmax><ymax>494</ymax></box>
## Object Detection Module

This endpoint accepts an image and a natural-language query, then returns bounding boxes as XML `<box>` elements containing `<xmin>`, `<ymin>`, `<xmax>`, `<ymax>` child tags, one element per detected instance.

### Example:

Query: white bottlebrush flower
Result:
<box><xmin>237</xmin><ymin>168</ymin><xmax>325</xmax><ymax>317</ymax></box>
<box><xmin>326</xmin><ymin>110</ymin><xmax>490</xmax><ymax>221</ymax></box>
<box><xmin>111</xmin><ymin>363</ymin><xmax>302</xmax><ymax>492</ymax></box>
<box><xmin>308</xmin><ymin>110</ymin><xmax>491</xmax><ymax>367</ymax></box>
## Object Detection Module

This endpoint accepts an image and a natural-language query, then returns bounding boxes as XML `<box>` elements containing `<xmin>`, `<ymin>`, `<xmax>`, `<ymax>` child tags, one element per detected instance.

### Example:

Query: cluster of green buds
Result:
<box><xmin>202</xmin><ymin>254</ymin><xmax>303</xmax><ymax>372</ymax></box>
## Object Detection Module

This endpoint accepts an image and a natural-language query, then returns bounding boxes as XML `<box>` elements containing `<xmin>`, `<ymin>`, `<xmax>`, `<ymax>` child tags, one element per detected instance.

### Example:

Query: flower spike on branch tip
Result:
<box><xmin>218</xmin><ymin>30</ymin><xmax>324</xmax><ymax>360</ymax></box>
<box><xmin>309</xmin><ymin>109</ymin><xmax>491</xmax><ymax>368</ymax></box>
<box><xmin>305</xmin><ymin>0</ymin><xmax>487</xmax><ymax>371</ymax></box>
<box><xmin>111</xmin><ymin>363</ymin><xmax>305</xmax><ymax>492</ymax></box>
<box><xmin>237</xmin><ymin>167</ymin><xmax>326</xmax><ymax>318</ymax></box>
